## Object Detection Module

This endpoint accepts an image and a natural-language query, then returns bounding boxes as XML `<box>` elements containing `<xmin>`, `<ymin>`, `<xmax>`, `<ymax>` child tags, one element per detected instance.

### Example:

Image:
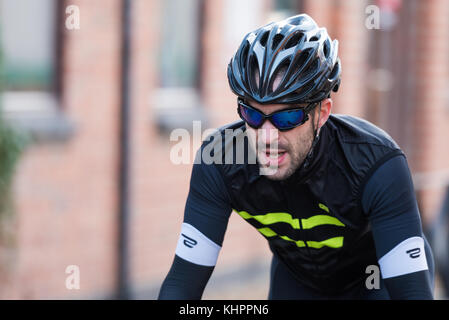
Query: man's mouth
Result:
<box><xmin>260</xmin><ymin>149</ymin><xmax>288</xmax><ymax>168</ymax></box>
<box><xmin>265</xmin><ymin>149</ymin><xmax>287</xmax><ymax>159</ymax></box>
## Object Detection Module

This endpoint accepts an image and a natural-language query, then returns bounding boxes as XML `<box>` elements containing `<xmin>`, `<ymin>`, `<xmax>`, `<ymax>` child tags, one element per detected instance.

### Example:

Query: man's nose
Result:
<box><xmin>259</xmin><ymin>120</ymin><xmax>279</xmax><ymax>145</ymax></box>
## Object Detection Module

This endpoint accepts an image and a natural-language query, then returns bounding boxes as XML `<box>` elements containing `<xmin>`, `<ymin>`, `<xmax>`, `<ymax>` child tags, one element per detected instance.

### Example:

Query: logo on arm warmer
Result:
<box><xmin>175</xmin><ymin>223</ymin><xmax>221</xmax><ymax>267</ymax></box>
<box><xmin>378</xmin><ymin>236</ymin><xmax>428</xmax><ymax>279</ymax></box>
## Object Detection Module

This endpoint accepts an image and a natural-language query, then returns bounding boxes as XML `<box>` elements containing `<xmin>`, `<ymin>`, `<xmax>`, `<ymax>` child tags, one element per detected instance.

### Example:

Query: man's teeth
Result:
<box><xmin>266</xmin><ymin>151</ymin><xmax>286</xmax><ymax>159</ymax></box>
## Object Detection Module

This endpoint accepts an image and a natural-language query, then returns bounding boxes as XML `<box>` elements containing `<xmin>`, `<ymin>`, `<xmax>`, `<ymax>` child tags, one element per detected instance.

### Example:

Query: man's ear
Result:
<box><xmin>318</xmin><ymin>98</ymin><xmax>332</xmax><ymax>128</ymax></box>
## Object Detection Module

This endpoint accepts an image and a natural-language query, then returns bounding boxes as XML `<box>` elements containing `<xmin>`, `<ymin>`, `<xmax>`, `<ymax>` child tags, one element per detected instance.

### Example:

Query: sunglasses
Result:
<box><xmin>237</xmin><ymin>99</ymin><xmax>318</xmax><ymax>131</ymax></box>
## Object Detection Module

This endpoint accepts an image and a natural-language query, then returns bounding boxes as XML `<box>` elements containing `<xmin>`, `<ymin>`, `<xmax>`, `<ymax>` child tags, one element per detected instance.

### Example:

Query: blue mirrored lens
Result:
<box><xmin>240</xmin><ymin>104</ymin><xmax>264</xmax><ymax>127</ymax></box>
<box><xmin>271</xmin><ymin>109</ymin><xmax>305</xmax><ymax>129</ymax></box>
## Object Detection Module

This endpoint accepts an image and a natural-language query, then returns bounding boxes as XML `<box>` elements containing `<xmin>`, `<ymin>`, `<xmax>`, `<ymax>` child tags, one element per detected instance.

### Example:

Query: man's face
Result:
<box><xmin>245</xmin><ymin>100</ymin><xmax>318</xmax><ymax>181</ymax></box>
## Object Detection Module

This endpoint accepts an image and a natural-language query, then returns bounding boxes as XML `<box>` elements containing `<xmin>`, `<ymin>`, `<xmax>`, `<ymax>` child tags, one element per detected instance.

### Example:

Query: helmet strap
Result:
<box><xmin>302</xmin><ymin>101</ymin><xmax>322</xmax><ymax>169</ymax></box>
<box><xmin>313</xmin><ymin>101</ymin><xmax>322</xmax><ymax>139</ymax></box>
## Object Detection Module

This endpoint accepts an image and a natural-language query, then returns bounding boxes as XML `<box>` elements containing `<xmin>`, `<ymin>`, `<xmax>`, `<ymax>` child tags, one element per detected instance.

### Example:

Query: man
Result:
<box><xmin>158</xmin><ymin>14</ymin><xmax>434</xmax><ymax>299</ymax></box>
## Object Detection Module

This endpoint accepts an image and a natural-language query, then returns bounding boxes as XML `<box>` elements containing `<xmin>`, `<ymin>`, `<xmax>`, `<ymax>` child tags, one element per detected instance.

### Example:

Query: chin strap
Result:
<box><xmin>302</xmin><ymin>101</ymin><xmax>322</xmax><ymax>170</ymax></box>
<box><xmin>313</xmin><ymin>101</ymin><xmax>322</xmax><ymax>138</ymax></box>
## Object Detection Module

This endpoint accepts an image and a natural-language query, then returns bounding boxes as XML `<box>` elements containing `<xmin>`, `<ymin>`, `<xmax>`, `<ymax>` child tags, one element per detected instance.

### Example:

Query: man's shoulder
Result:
<box><xmin>327</xmin><ymin>114</ymin><xmax>400</xmax><ymax>151</ymax></box>
<box><xmin>325</xmin><ymin>114</ymin><xmax>405</xmax><ymax>185</ymax></box>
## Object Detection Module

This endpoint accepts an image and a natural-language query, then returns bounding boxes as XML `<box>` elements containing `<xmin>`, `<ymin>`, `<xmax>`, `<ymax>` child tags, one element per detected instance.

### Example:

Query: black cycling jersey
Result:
<box><xmin>159</xmin><ymin>114</ymin><xmax>434</xmax><ymax>299</ymax></box>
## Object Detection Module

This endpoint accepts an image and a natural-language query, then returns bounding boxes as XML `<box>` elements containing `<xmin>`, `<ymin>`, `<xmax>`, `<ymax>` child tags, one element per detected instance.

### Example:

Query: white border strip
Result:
<box><xmin>378</xmin><ymin>236</ymin><xmax>428</xmax><ymax>279</ymax></box>
<box><xmin>175</xmin><ymin>223</ymin><xmax>221</xmax><ymax>267</ymax></box>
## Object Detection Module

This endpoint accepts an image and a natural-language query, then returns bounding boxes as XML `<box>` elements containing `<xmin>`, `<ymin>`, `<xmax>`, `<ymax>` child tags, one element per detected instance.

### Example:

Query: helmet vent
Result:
<box><xmin>304</xmin><ymin>59</ymin><xmax>320</xmax><ymax>76</ymax></box>
<box><xmin>241</xmin><ymin>43</ymin><xmax>250</xmax><ymax>68</ymax></box>
<box><xmin>270</xmin><ymin>59</ymin><xmax>290</xmax><ymax>93</ymax></box>
<box><xmin>260</xmin><ymin>31</ymin><xmax>269</xmax><ymax>47</ymax></box>
<box><xmin>310</xmin><ymin>35</ymin><xmax>319</xmax><ymax>42</ymax></box>
<box><xmin>329</xmin><ymin>61</ymin><xmax>340</xmax><ymax>80</ymax></box>
<box><xmin>323</xmin><ymin>40</ymin><xmax>330</xmax><ymax>58</ymax></box>
<box><xmin>285</xmin><ymin>32</ymin><xmax>304</xmax><ymax>50</ymax></box>
<box><xmin>294</xmin><ymin>49</ymin><xmax>311</xmax><ymax>73</ymax></box>
<box><xmin>249</xmin><ymin>55</ymin><xmax>261</xmax><ymax>91</ymax></box>
<box><xmin>272</xmin><ymin>34</ymin><xmax>284</xmax><ymax>50</ymax></box>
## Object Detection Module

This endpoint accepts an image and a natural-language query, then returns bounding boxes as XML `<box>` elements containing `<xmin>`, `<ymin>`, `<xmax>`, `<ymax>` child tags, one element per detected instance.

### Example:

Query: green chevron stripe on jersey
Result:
<box><xmin>236</xmin><ymin>210</ymin><xmax>345</xmax><ymax>229</ymax></box>
<box><xmin>236</xmin><ymin>209</ymin><xmax>345</xmax><ymax>249</ymax></box>
<box><xmin>256</xmin><ymin>226</ymin><xmax>343</xmax><ymax>249</ymax></box>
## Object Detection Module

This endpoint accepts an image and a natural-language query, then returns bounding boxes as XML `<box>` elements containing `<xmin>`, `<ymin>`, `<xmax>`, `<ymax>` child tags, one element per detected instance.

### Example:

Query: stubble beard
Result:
<box><xmin>264</xmin><ymin>129</ymin><xmax>314</xmax><ymax>181</ymax></box>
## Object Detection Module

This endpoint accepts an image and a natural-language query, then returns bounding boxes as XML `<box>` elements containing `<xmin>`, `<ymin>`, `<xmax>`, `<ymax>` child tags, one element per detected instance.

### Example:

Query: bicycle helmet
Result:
<box><xmin>227</xmin><ymin>14</ymin><xmax>341</xmax><ymax>104</ymax></box>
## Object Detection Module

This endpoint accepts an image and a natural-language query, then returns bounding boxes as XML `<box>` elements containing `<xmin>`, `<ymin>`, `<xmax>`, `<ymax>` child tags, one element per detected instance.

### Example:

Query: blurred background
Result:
<box><xmin>0</xmin><ymin>0</ymin><xmax>448</xmax><ymax>299</ymax></box>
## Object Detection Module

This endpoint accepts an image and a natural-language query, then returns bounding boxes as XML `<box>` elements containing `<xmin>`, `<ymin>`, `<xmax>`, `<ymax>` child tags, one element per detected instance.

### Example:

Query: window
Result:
<box><xmin>0</xmin><ymin>0</ymin><xmax>72</xmax><ymax>142</ymax></box>
<box><xmin>153</xmin><ymin>0</ymin><xmax>206</xmax><ymax>132</ymax></box>
<box><xmin>0</xmin><ymin>0</ymin><xmax>56</xmax><ymax>92</ymax></box>
<box><xmin>158</xmin><ymin>0</ymin><xmax>201</xmax><ymax>89</ymax></box>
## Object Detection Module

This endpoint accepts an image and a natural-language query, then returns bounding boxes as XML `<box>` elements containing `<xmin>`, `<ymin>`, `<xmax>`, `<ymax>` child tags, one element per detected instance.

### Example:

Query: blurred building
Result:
<box><xmin>0</xmin><ymin>0</ymin><xmax>447</xmax><ymax>299</ymax></box>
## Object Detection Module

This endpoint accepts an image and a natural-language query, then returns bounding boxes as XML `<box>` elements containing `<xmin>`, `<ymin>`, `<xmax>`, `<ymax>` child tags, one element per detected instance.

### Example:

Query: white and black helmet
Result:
<box><xmin>227</xmin><ymin>14</ymin><xmax>341</xmax><ymax>104</ymax></box>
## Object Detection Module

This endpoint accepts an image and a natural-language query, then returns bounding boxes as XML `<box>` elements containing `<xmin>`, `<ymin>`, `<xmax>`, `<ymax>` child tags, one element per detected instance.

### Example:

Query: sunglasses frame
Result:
<box><xmin>237</xmin><ymin>98</ymin><xmax>319</xmax><ymax>131</ymax></box>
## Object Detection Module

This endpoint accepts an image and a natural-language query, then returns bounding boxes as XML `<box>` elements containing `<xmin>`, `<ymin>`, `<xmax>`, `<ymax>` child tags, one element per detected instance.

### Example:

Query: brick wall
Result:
<box><xmin>408</xmin><ymin>0</ymin><xmax>449</xmax><ymax>225</ymax></box>
<box><xmin>0</xmin><ymin>0</ymin><xmax>447</xmax><ymax>299</ymax></box>
<box><xmin>2</xmin><ymin>0</ymin><xmax>122</xmax><ymax>298</ymax></box>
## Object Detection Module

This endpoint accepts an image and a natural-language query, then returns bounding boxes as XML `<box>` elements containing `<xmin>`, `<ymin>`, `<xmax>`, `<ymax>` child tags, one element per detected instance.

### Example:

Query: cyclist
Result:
<box><xmin>158</xmin><ymin>14</ymin><xmax>434</xmax><ymax>299</ymax></box>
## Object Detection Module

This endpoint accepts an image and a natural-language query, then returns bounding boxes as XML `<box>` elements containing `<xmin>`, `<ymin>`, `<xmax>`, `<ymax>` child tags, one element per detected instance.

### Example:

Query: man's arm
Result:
<box><xmin>158</xmin><ymin>158</ymin><xmax>232</xmax><ymax>300</ymax></box>
<box><xmin>362</xmin><ymin>154</ymin><xmax>434</xmax><ymax>299</ymax></box>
